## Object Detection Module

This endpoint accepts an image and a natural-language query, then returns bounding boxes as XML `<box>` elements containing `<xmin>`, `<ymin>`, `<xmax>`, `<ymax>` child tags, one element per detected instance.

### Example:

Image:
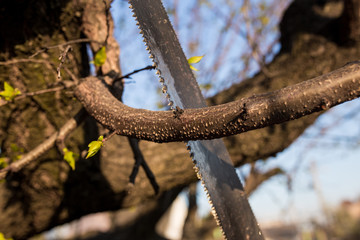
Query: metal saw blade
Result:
<box><xmin>128</xmin><ymin>0</ymin><xmax>264</xmax><ymax>239</ymax></box>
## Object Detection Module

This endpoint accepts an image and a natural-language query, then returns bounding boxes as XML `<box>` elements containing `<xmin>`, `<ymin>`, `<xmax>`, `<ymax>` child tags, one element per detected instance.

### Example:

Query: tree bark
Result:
<box><xmin>75</xmin><ymin>63</ymin><xmax>360</xmax><ymax>143</ymax></box>
<box><xmin>0</xmin><ymin>0</ymin><xmax>359</xmax><ymax>239</ymax></box>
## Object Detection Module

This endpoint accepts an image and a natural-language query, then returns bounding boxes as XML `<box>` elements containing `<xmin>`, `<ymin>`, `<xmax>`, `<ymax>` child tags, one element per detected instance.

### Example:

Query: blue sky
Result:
<box><xmin>111</xmin><ymin>0</ymin><xmax>360</xmax><ymax>225</ymax></box>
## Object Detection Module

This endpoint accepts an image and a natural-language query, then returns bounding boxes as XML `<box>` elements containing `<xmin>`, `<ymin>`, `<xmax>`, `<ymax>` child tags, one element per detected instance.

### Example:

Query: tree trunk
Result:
<box><xmin>0</xmin><ymin>0</ymin><xmax>359</xmax><ymax>239</ymax></box>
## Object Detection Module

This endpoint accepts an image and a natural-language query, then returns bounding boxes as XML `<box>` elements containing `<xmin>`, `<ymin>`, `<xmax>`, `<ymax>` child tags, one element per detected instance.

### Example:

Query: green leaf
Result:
<box><xmin>0</xmin><ymin>232</ymin><xmax>13</xmax><ymax>240</ymax></box>
<box><xmin>0</xmin><ymin>82</ymin><xmax>21</xmax><ymax>101</ymax></box>
<box><xmin>86</xmin><ymin>136</ymin><xmax>104</xmax><ymax>159</ymax></box>
<box><xmin>187</xmin><ymin>55</ymin><xmax>204</xmax><ymax>71</ymax></box>
<box><xmin>187</xmin><ymin>55</ymin><xmax>204</xmax><ymax>64</ymax></box>
<box><xmin>189</xmin><ymin>65</ymin><xmax>199</xmax><ymax>71</ymax></box>
<box><xmin>10</xmin><ymin>143</ymin><xmax>24</xmax><ymax>153</ymax></box>
<box><xmin>63</xmin><ymin>148</ymin><xmax>78</xmax><ymax>170</ymax></box>
<box><xmin>0</xmin><ymin>158</ymin><xmax>7</xmax><ymax>169</ymax></box>
<box><xmin>93</xmin><ymin>46</ymin><xmax>107</xmax><ymax>67</ymax></box>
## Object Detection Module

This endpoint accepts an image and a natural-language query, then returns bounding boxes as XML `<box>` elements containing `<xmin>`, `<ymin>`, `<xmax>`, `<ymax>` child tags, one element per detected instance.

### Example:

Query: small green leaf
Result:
<box><xmin>187</xmin><ymin>55</ymin><xmax>204</xmax><ymax>64</ymax></box>
<box><xmin>63</xmin><ymin>148</ymin><xmax>78</xmax><ymax>170</ymax></box>
<box><xmin>86</xmin><ymin>136</ymin><xmax>104</xmax><ymax>159</ymax></box>
<box><xmin>0</xmin><ymin>158</ymin><xmax>8</xmax><ymax>169</ymax></box>
<box><xmin>0</xmin><ymin>82</ymin><xmax>21</xmax><ymax>101</ymax></box>
<box><xmin>0</xmin><ymin>232</ymin><xmax>13</xmax><ymax>240</ymax></box>
<box><xmin>189</xmin><ymin>65</ymin><xmax>199</xmax><ymax>71</ymax></box>
<box><xmin>187</xmin><ymin>55</ymin><xmax>204</xmax><ymax>71</ymax></box>
<box><xmin>93</xmin><ymin>46</ymin><xmax>107</xmax><ymax>67</ymax></box>
<box><xmin>10</xmin><ymin>143</ymin><xmax>24</xmax><ymax>153</ymax></box>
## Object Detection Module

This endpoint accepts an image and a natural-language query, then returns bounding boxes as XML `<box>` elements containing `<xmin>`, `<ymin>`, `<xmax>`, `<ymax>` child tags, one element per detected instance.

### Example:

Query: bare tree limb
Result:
<box><xmin>245</xmin><ymin>163</ymin><xmax>284</xmax><ymax>196</ymax></box>
<box><xmin>76</xmin><ymin>61</ymin><xmax>360</xmax><ymax>143</ymax></box>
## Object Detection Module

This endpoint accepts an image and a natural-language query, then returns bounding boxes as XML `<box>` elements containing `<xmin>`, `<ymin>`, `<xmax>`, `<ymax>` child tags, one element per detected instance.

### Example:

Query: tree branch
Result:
<box><xmin>127</xmin><ymin>137</ymin><xmax>159</xmax><ymax>195</ymax></box>
<box><xmin>0</xmin><ymin>109</ymin><xmax>86</xmax><ymax>179</ymax></box>
<box><xmin>29</xmin><ymin>38</ymin><xmax>101</xmax><ymax>58</ymax></box>
<box><xmin>245</xmin><ymin>163</ymin><xmax>284</xmax><ymax>196</ymax></box>
<box><xmin>75</xmin><ymin>61</ymin><xmax>360</xmax><ymax>143</ymax></box>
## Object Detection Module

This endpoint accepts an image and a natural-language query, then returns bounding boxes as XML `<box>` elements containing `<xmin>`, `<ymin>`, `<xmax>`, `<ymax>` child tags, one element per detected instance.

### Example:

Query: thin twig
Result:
<box><xmin>57</xmin><ymin>45</ymin><xmax>72</xmax><ymax>81</ymax></box>
<box><xmin>63</xmin><ymin>67</ymin><xmax>81</xmax><ymax>84</ymax></box>
<box><xmin>113</xmin><ymin>65</ymin><xmax>155</xmax><ymax>85</ymax></box>
<box><xmin>103</xmin><ymin>131</ymin><xmax>117</xmax><ymax>142</ymax></box>
<box><xmin>242</xmin><ymin>0</ymin><xmax>273</xmax><ymax>78</ymax></box>
<box><xmin>0</xmin><ymin>59</ymin><xmax>50</xmax><ymax>66</ymax></box>
<box><xmin>0</xmin><ymin>86</ymin><xmax>70</xmax><ymax>107</ymax></box>
<box><xmin>29</xmin><ymin>38</ymin><xmax>101</xmax><ymax>59</ymax></box>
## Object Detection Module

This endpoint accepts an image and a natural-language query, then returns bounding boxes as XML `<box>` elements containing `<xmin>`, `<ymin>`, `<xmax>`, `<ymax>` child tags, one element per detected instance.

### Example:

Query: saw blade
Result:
<box><xmin>128</xmin><ymin>1</ymin><xmax>264</xmax><ymax>239</ymax></box>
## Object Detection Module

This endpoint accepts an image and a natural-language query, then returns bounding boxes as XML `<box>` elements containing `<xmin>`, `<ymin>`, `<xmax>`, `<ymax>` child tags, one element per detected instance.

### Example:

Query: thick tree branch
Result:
<box><xmin>76</xmin><ymin>61</ymin><xmax>360</xmax><ymax>143</ymax></box>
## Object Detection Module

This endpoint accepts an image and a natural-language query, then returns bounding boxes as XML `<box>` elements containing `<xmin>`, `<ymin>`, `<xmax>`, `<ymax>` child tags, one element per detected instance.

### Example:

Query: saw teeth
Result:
<box><xmin>168</xmin><ymin>101</ymin><xmax>173</xmax><ymax>106</ymax></box>
<box><xmin>161</xmin><ymin>86</ymin><xmax>167</xmax><ymax>93</ymax></box>
<box><xmin>139</xmin><ymin>30</ymin><xmax>143</xmax><ymax>34</ymax></box>
<box><xmin>201</xmin><ymin>181</ymin><xmax>227</xmax><ymax>240</ymax></box>
<box><xmin>129</xmin><ymin>4</ymin><xmax>133</xmax><ymax>9</ymax></box>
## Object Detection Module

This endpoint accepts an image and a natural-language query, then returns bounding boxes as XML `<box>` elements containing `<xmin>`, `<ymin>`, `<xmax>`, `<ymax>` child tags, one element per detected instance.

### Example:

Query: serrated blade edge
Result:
<box><xmin>128</xmin><ymin>1</ymin><xmax>264</xmax><ymax>239</ymax></box>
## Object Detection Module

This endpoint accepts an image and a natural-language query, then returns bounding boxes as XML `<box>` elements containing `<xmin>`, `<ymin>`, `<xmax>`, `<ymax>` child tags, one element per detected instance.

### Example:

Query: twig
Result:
<box><xmin>63</xmin><ymin>67</ymin><xmax>81</xmax><ymax>84</ymax></box>
<box><xmin>127</xmin><ymin>137</ymin><xmax>159</xmax><ymax>194</ymax></box>
<box><xmin>0</xmin><ymin>59</ymin><xmax>50</xmax><ymax>66</ymax></box>
<box><xmin>57</xmin><ymin>45</ymin><xmax>72</xmax><ymax>81</ymax></box>
<box><xmin>0</xmin><ymin>86</ymin><xmax>71</xmax><ymax>107</ymax></box>
<box><xmin>29</xmin><ymin>38</ymin><xmax>101</xmax><ymax>59</ymax></box>
<box><xmin>112</xmin><ymin>65</ymin><xmax>155</xmax><ymax>85</ymax></box>
<box><xmin>0</xmin><ymin>109</ymin><xmax>86</xmax><ymax>180</ymax></box>
<box><xmin>103</xmin><ymin>131</ymin><xmax>117</xmax><ymax>142</ymax></box>
<box><xmin>244</xmin><ymin>163</ymin><xmax>284</xmax><ymax>196</ymax></box>
<box><xmin>242</xmin><ymin>0</ymin><xmax>273</xmax><ymax>78</ymax></box>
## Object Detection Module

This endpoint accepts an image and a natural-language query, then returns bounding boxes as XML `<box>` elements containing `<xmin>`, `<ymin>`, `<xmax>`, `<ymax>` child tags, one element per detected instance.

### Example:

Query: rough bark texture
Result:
<box><xmin>0</xmin><ymin>0</ymin><xmax>359</xmax><ymax>239</ymax></box>
<box><xmin>75</xmin><ymin>63</ymin><xmax>360</xmax><ymax>143</ymax></box>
